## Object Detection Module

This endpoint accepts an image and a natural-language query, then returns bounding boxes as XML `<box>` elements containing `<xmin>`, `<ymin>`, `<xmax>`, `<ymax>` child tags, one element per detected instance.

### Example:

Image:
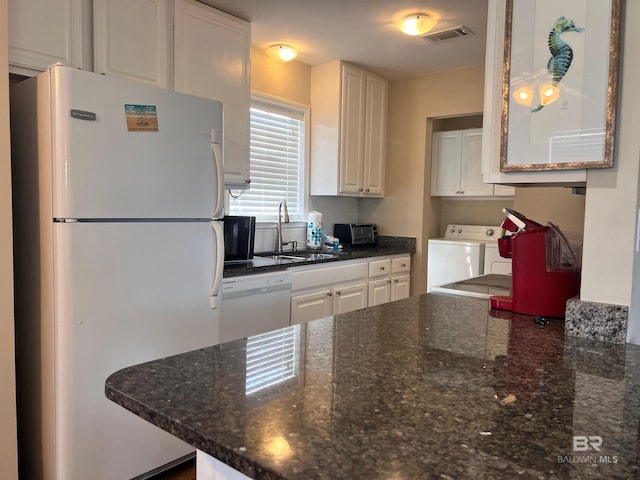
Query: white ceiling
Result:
<box><xmin>199</xmin><ymin>0</ymin><xmax>489</xmax><ymax>79</ymax></box>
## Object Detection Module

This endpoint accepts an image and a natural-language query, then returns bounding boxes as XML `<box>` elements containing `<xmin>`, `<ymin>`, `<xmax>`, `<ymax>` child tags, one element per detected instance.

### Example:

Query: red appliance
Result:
<box><xmin>490</xmin><ymin>208</ymin><xmax>581</xmax><ymax>317</ymax></box>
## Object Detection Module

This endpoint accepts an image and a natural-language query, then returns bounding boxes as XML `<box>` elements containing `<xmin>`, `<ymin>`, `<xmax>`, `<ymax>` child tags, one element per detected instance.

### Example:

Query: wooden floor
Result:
<box><xmin>149</xmin><ymin>458</ymin><xmax>196</xmax><ymax>480</ymax></box>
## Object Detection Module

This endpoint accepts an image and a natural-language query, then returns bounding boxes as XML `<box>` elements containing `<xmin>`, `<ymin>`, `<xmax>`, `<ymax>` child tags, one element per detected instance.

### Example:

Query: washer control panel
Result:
<box><xmin>443</xmin><ymin>224</ymin><xmax>502</xmax><ymax>242</ymax></box>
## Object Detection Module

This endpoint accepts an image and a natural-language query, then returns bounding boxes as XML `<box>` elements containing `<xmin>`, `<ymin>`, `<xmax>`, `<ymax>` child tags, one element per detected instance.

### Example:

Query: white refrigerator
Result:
<box><xmin>11</xmin><ymin>65</ymin><xmax>225</xmax><ymax>479</ymax></box>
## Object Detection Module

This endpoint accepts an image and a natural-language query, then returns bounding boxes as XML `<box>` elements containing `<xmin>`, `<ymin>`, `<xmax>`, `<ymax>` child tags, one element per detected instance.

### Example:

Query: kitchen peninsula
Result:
<box><xmin>106</xmin><ymin>294</ymin><xmax>640</xmax><ymax>479</ymax></box>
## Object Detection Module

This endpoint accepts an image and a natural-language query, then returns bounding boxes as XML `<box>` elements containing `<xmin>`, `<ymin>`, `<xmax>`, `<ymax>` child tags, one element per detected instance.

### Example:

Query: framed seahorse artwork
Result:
<box><xmin>500</xmin><ymin>0</ymin><xmax>621</xmax><ymax>171</ymax></box>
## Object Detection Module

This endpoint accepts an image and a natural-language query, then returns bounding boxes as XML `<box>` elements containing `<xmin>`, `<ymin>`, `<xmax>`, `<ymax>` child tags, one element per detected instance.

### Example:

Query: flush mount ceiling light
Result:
<box><xmin>397</xmin><ymin>13</ymin><xmax>437</xmax><ymax>36</ymax></box>
<box><xmin>265</xmin><ymin>44</ymin><xmax>298</xmax><ymax>62</ymax></box>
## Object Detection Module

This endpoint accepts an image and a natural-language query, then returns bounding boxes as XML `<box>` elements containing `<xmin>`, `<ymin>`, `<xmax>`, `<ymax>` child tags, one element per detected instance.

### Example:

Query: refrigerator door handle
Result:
<box><xmin>211</xmin><ymin>129</ymin><xmax>224</xmax><ymax>220</ymax></box>
<box><xmin>210</xmin><ymin>220</ymin><xmax>225</xmax><ymax>309</ymax></box>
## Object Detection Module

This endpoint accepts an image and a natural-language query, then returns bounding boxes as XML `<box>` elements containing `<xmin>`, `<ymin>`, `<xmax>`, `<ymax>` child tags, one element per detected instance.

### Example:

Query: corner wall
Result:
<box><xmin>581</xmin><ymin>2</ymin><xmax>640</xmax><ymax>312</ymax></box>
<box><xmin>359</xmin><ymin>66</ymin><xmax>486</xmax><ymax>294</ymax></box>
<box><xmin>585</xmin><ymin>0</ymin><xmax>640</xmax><ymax>343</ymax></box>
<box><xmin>0</xmin><ymin>0</ymin><xmax>19</xmax><ymax>477</ymax></box>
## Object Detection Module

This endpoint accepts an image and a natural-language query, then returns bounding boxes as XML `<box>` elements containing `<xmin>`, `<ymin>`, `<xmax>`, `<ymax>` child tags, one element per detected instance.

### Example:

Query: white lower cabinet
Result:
<box><xmin>391</xmin><ymin>274</ymin><xmax>411</xmax><ymax>301</ymax></box>
<box><xmin>290</xmin><ymin>289</ymin><xmax>333</xmax><ymax>325</ymax></box>
<box><xmin>368</xmin><ymin>255</ymin><xmax>411</xmax><ymax>307</ymax></box>
<box><xmin>290</xmin><ymin>281</ymin><xmax>368</xmax><ymax>325</ymax></box>
<box><xmin>290</xmin><ymin>260</ymin><xmax>369</xmax><ymax>325</ymax></box>
<box><xmin>289</xmin><ymin>255</ymin><xmax>411</xmax><ymax>324</ymax></box>
<box><xmin>333</xmin><ymin>282</ymin><xmax>368</xmax><ymax>314</ymax></box>
<box><xmin>368</xmin><ymin>278</ymin><xmax>391</xmax><ymax>307</ymax></box>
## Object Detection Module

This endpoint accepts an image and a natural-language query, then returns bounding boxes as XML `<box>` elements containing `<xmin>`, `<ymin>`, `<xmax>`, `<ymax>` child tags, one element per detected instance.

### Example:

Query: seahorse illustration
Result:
<box><xmin>531</xmin><ymin>16</ymin><xmax>585</xmax><ymax>113</ymax></box>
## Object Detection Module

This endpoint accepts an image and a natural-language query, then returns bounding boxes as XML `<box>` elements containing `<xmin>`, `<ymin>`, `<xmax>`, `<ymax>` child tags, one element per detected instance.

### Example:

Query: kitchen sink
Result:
<box><xmin>256</xmin><ymin>251</ymin><xmax>338</xmax><ymax>262</ymax></box>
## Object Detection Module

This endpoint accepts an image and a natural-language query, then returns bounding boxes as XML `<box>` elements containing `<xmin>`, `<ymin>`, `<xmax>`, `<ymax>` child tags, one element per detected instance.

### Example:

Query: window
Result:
<box><xmin>229</xmin><ymin>93</ymin><xmax>308</xmax><ymax>222</ymax></box>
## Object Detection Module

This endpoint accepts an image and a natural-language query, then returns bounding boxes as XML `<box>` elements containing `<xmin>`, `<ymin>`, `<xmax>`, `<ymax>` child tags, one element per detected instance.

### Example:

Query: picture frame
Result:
<box><xmin>500</xmin><ymin>0</ymin><xmax>621</xmax><ymax>172</ymax></box>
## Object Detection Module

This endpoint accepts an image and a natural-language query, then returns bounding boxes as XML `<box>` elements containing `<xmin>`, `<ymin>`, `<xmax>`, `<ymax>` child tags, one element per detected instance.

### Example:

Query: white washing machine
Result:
<box><xmin>427</xmin><ymin>224</ymin><xmax>508</xmax><ymax>292</ymax></box>
<box><xmin>484</xmin><ymin>243</ymin><xmax>513</xmax><ymax>275</ymax></box>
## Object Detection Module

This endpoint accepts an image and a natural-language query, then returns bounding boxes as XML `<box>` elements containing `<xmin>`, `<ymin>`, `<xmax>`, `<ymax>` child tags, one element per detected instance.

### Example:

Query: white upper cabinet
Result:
<box><xmin>431</xmin><ymin>131</ymin><xmax>463</xmax><ymax>196</ymax></box>
<box><xmin>9</xmin><ymin>0</ymin><xmax>89</xmax><ymax>76</ymax></box>
<box><xmin>431</xmin><ymin>129</ymin><xmax>496</xmax><ymax>197</ymax></box>
<box><xmin>56</xmin><ymin>0</ymin><xmax>251</xmax><ymax>189</ymax></box>
<box><xmin>310</xmin><ymin>61</ymin><xmax>388</xmax><ymax>197</ymax></box>
<box><xmin>363</xmin><ymin>74</ymin><xmax>387</xmax><ymax>196</ymax></box>
<box><xmin>174</xmin><ymin>0</ymin><xmax>251</xmax><ymax>189</ymax></box>
<box><xmin>461</xmin><ymin>130</ymin><xmax>495</xmax><ymax>196</ymax></box>
<box><xmin>94</xmin><ymin>0</ymin><xmax>171</xmax><ymax>88</ymax></box>
<box><xmin>338</xmin><ymin>65</ymin><xmax>366</xmax><ymax>195</ymax></box>
<box><xmin>481</xmin><ymin>0</ymin><xmax>586</xmax><ymax>185</ymax></box>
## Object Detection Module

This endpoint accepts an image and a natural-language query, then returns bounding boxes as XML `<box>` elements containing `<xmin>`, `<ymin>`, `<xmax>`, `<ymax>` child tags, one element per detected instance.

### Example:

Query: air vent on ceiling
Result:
<box><xmin>422</xmin><ymin>26</ymin><xmax>473</xmax><ymax>43</ymax></box>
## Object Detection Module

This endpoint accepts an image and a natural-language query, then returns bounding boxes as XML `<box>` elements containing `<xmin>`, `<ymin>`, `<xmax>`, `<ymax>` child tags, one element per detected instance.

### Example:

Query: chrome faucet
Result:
<box><xmin>275</xmin><ymin>200</ymin><xmax>295</xmax><ymax>254</ymax></box>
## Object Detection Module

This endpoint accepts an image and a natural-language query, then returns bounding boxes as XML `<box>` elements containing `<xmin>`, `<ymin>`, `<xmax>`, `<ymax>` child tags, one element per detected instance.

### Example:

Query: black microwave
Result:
<box><xmin>223</xmin><ymin>216</ymin><xmax>256</xmax><ymax>262</ymax></box>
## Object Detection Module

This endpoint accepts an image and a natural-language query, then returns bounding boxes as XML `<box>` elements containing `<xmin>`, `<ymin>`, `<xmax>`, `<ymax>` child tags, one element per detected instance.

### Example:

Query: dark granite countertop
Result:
<box><xmin>106</xmin><ymin>294</ymin><xmax>640</xmax><ymax>479</ymax></box>
<box><xmin>223</xmin><ymin>236</ymin><xmax>416</xmax><ymax>278</ymax></box>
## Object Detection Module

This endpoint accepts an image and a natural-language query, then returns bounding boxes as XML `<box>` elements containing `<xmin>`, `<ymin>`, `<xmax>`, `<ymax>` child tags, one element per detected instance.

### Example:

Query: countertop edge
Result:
<box><xmin>105</xmin><ymin>375</ymin><xmax>284</xmax><ymax>480</ymax></box>
<box><xmin>223</xmin><ymin>240</ymin><xmax>416</xmax><ymax>278</ymax></box>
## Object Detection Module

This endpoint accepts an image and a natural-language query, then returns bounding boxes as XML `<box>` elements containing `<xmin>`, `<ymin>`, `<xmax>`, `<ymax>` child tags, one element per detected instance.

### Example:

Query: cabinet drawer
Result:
<box><xmin>368</xmin><ymin>258</ymin><xmax>391</xmax><ymax>278</ymax></box>
<box><xmin>291</xmin><ymin>260</ymin><xmax>367</xmax><ymax>291</ymax></box>
<box><xmin>391</xmin><ymin>256</ymin><xmax>411</xmax><ymax>274</ymax></box>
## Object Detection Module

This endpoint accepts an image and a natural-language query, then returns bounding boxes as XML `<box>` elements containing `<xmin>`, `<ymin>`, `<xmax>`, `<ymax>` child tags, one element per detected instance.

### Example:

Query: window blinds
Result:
<box><xmin>229</xmin><ymin>100</ymin><xmax>305</xmax><ymax>222</ymax></box>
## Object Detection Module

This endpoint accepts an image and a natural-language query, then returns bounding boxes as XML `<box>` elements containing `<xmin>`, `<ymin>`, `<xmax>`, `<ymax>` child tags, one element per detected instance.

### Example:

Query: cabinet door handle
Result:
<box><xmin>327</xmin><ymin>292</ymin><xmax>333</xmax><ymax>297</ymax></box>
<box><xmin>380</xmin><ymin>266</ymin><xmax>385</xmax><ymax>271</ymax></box>
<box><xmin>394</xmin><ymin>279</ymin><xmax>399</xmax><ymax>283</ymax></box>
<box><xmin>336</xmin><ymin>290</ymin><xmax>342</xmax><ymax>296</ymax></box>
<box><xmin>386</xmin><ymin>280</ymin><xmax>392</xmax><ymax>284</ymax></box>
<box><xmin>365</xmin><ymin>188</ymin><xmax>370</xmax><ymax>192</ymax></box>
<box><xmin>401</xmin><ymin>263</ymin><xmax>407</xmax><ymax>268</ymax></box>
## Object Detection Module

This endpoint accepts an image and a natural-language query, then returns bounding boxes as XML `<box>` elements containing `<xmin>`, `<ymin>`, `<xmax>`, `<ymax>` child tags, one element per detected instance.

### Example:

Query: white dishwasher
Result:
<box><xmin>220</xmin><ymin>271</ymin><xmax>292</xmax><ymax>343</ymax></box>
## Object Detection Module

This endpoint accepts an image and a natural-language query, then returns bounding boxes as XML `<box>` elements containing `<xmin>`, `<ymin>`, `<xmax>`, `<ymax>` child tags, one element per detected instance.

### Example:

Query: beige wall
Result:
<box><xmin>439</xmin><ymin>198</ymin><xmax>512</xmax><ymax>235</ymax></box>
<box><xmin>513</xmin><ymin>188</ymin><xmax>585</xmax><ymax>235</ymax></box>
<box><xmin>250</xmin><ymin>44</ymin><xmax>310</xmax><ymax>104</ymax></box>
<box><xmin>359</xmin><ymin>65</ymin><xmax>486</xmax><ymax>294</ymax></box>
<box><xmin>0</xmin><ymin>0</ymin><xmax>19</xmax><ymax>477</ymax></box>
<box><xmin>582</xmin><ymin>2</ymin><xmax>640</xmax><ymax>314</ymax></box>
<box><xmin>357</xmin><ymin>64</ymin><xmax>590</xmax><ymax>295</ymax></box>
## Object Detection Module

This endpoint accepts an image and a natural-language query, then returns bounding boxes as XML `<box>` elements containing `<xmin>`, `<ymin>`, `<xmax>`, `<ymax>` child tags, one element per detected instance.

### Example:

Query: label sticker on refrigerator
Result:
<box><xmin>124</xmin><ymin>104</ymin><xmax>159</xmax><ymax>132</ymax></box>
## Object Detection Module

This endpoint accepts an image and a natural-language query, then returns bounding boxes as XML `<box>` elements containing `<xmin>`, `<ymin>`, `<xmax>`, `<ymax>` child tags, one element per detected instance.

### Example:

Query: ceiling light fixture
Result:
<box><xmin>265</xmin><ymin>44</ymin><xmax>298</xmax><ymax>62</ymax></box>
<box><xmin>398</xmin><ymin>13</ymin><xmax>437</xmax><ymax>36</ymax></box>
